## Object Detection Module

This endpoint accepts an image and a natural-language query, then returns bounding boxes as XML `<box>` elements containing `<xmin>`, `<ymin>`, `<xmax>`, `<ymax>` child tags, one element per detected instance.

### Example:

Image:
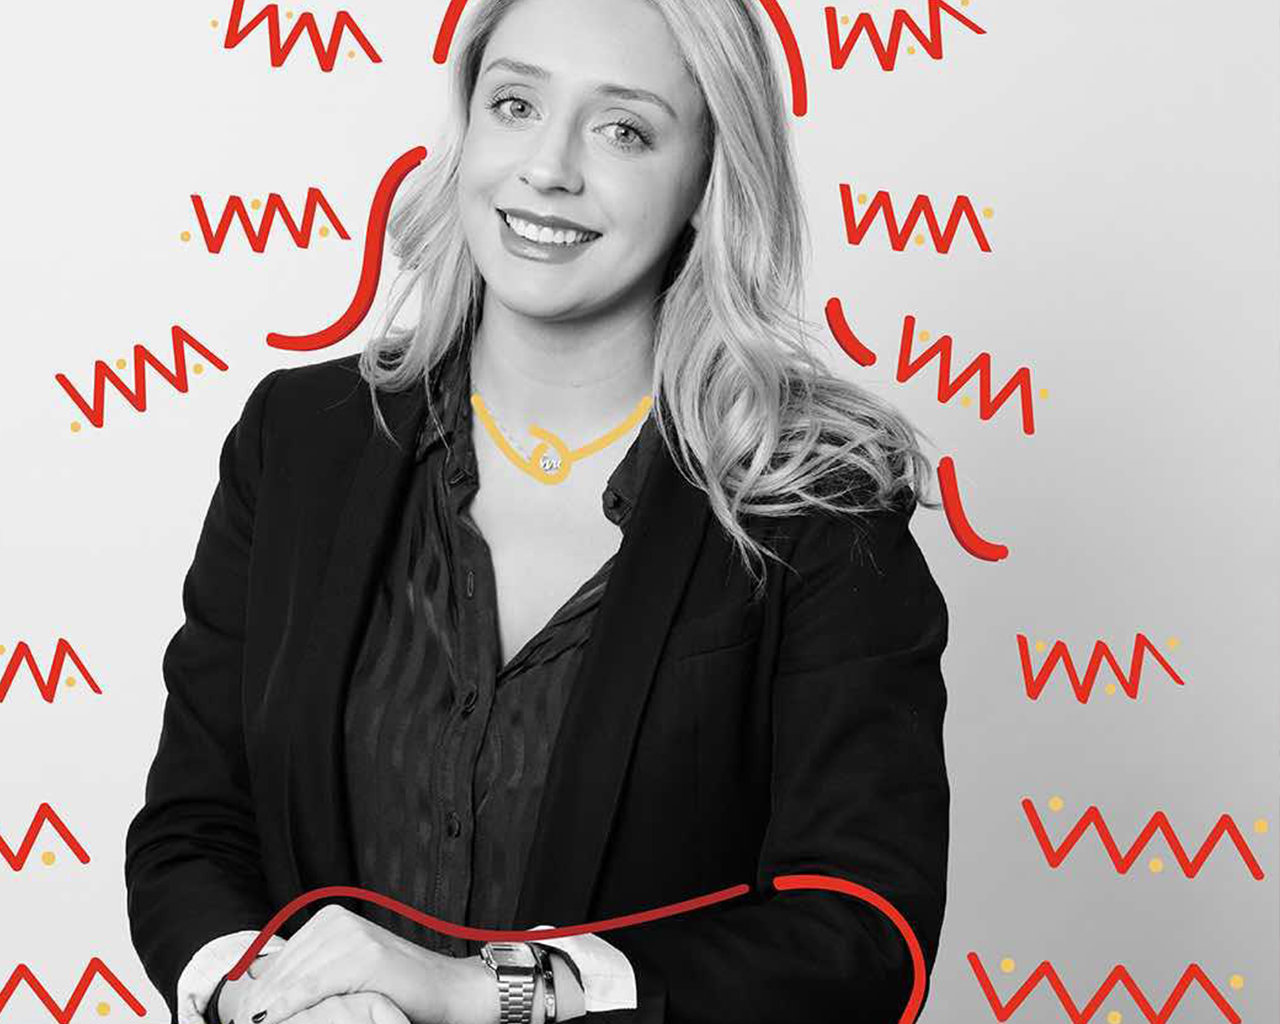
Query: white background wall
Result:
<box><xmin>2</xmin><ymin>2</ymin><xmax>1277</xmax><ymax>1022</ymax></box>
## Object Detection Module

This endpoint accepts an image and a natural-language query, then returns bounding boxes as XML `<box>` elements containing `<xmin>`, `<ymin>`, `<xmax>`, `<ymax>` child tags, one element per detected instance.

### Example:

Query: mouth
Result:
<box><xmin>495</xmin><ymin>207</ymin><xmax>602</xmax><ymax>248</ymax></box>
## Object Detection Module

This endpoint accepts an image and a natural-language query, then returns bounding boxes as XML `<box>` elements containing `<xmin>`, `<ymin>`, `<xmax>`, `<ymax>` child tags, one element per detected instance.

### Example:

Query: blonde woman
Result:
<box><xmin>125</xmin><ymin>0</ymin><xmax>950</xmax><ymax>1022</ymax></box>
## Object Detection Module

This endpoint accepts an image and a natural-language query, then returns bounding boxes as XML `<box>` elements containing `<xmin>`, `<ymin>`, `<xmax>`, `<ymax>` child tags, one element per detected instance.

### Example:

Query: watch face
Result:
<box><xmin>487</xmin><ymin>942</ymin><xmax>538</xmax><ymax>969</ymax></box>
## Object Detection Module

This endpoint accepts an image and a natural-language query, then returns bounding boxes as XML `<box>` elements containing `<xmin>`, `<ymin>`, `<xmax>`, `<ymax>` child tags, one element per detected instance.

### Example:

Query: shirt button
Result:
<box><xmin>459</xmin><ymin>688</ymin><xmax>477</xmax><ymax>715</ymax></box>
<box><xmin>465</xmin><ymin>570</ymin><xmax>475</xmax><ymax>597</ymax></box>
<box><xmin>446</xmin><ymin>811</ymin><xmax>462</xmax><ymax>838</ymax></box>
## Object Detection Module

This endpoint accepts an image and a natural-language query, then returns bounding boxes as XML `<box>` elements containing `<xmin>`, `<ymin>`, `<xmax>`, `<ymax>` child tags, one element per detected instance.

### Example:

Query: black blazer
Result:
<box><xmin>124</xmin><ymin>352</ymin><xmax>951</xmax><ymax>1024</ymax></box>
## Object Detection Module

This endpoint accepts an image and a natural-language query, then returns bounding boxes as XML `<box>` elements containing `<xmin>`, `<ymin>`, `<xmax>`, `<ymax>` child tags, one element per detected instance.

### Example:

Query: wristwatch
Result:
<box><xmin>479</xmin><ymin>941</ymin><xmax>539</xmax><ymax>1024</ymax></box>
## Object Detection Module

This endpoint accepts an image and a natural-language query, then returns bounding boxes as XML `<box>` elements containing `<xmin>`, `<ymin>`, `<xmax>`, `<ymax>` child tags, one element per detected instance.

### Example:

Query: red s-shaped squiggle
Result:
<box><xmin>227</xmin><ymin>874</ymin><xmax>928</xmax><ymax>1024</ymax></box>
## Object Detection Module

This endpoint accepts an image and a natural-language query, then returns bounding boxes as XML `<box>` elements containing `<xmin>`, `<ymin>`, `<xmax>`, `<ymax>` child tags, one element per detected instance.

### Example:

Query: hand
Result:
<box><xmin>256</xmin><ymin>993</ymin><xmax>410</xmax><ymax>1024</ymax></box>
<box><xmin>234</xmin><ymin>904</ymin><xmax>489</xmax><ymax>1024</ymax></box>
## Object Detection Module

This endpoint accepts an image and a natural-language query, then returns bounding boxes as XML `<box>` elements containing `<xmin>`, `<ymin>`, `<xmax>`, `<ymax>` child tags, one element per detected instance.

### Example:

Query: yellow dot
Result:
<box><xmin>115</xmin><ymin>358</ymin><xmax>127</xmax><ymax>369</ymax></box>
<box><xmin>0</xmin><ymin>644</ymin><xmax>5</xmax><ymax>654</ymax></box>
<box><xmin>1229</xmin><ymin>974</ymin><xmax>1244</xmax><ymax>990</ymax></box>
<box><xmin>210</xmin><ymin>19</ymin><xmax>219</xmax><ymax>29</ymax></box>
<box><xmin>71</xmin><ymin>422</ymin><xmax>82</xmax><ymax>433</ymax></box>
<box><xmin>1167</xmin><ymin>637</ymin><xmax>1180</xmax><ymax>649</ymax></box>
<box><xmin>961</xmin><ymin>0</ymin><xmax>969</xmax><ymax>6</ymax></box>
<box><xmin>1048</xmin><ymin>796</ymin><xmax>1064</xmax><ymax>812</ymax></box>
<box><xmin>857</xmin><ymin>193</ymin><xmax>867</xmax><ymax>205</ymax></box>
<box><xmin>1038</xmin><ymin>387</ymin><xmax>1049</xmax><ymax>399</ymax></box>
<box><xmin>193</xmin><ymin>363</ymin><xmax>204</xmax><ymax>375</ymax></box>
<box><xmin>918</xmin><ymin>330</ymin><xmax>930</xmax><ymax>341</ymax></box>
<box><xmin>96</xmin><ymin>1001</ymin><xmax>111</xmax><ymax>1016</ymax></box>
<box><xmin>960</xmin><ymin>396</ymin><xmax>971</xmax><ymax>408</ymax></box>
<box><xmin>907</xmin><ymin>45</ymin><xmax>916</xmax><ymax>55</ymax></box>
<box><xmin>180</xmin><ymin>230</ymin><xmax>191</xmax><ymax>242</ymax></box>
<box><xmin>1254</xmin><ymin>819</ymin><xmax>1269</xmax><ymax>834</ymax></box>
<box><xmin>41</xmin><ymin>851</ymin><xmax>55</xmax><ymax>865</ymax></box>
<box><xmin>250</xmin><ymin>198</ymin><xmax>262</xmax><ymax>211</ymax></box>
<box><xmin>1149</xmin><ymin>857</ymin><xmax>1164</xmax><ymax>873</ymax></box>
<box><xmin>1105</xmin><ymin>683</ymin><xmax>1117</xmax><ymax>695</ymax></box>
<box><xmin>1106</xmin><ymin>1012</ymin><xmax>1122</xmax><ymax>1024</ymax></box>
<box><xmin>999</xmin><ymin>957</ymin><xmax>1015</xmax><ymax>973</ymax></box>
<box><xmin>983</xmin><ymin>207</ymin><xmax>994</xmax><ymax>219</ymax></box>
<box><xmin>318</xmin><ymin>225</ymin><xmax>330</xmax><ymax>238</ymax></box>
<box><xmin>841</xmin><ymin>15</ymin><xmax>850</xmax><ymax>24</ymax></box>
<box><xmin>348</xmin><ymin>49</ymin><xmax>356</xmax><ymax>58</ymax></box>
<box><xmin>1034</xmin><ymin>640</ymin><xmax>1046</xmax><ymax>652</ymax></box>
<box><xmin>66</xmin><ymin>676</ymin><xmax>77</xmax><ymax>687</ymax></box>
<box><xmin>285</xmin><ymin>9</ymin><xmax>294</xmax><ymax>17</ymax></box>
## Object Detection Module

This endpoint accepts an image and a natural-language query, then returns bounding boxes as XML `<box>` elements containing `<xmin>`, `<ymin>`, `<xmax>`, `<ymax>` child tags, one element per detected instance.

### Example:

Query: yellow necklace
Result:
<box><xmin>471</xmin><ymin>391</ymin><xmax>653</xmax><ymax>485</ymax></box>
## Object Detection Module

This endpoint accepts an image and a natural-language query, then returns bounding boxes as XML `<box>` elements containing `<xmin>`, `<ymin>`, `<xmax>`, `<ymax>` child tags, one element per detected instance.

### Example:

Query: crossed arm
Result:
<box><xmin>124</xmin><ymin>367</ymin><xmax>950</xmax><ymax>1024</ymax></box>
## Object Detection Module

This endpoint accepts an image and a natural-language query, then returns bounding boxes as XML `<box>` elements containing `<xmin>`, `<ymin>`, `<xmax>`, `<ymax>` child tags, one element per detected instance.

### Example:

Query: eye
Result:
<box><xmin>598</xmin><ymin>118</ymin><xmax>654</xmax><ymax>151</ymax></box>
<box><xmin>487</xmin><ymin>91</ymin><xmax>536</xmax><ymax>123</ymax></box>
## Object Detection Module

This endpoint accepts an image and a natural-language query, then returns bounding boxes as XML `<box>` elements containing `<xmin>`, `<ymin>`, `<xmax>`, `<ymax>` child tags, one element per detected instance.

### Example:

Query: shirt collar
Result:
<box><xmin>412</xmin><ymin>338</ymin><xmax>658</xmax><ymax>525</ymax></box>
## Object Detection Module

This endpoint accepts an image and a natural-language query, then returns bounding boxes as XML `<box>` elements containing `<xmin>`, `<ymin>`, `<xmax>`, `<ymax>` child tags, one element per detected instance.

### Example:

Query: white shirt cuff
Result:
<box><xmin>176</xmin><ymin>929</ymin><xmax>288</xmax><ymax>1024</ymax></box>
<box><xmin>529</xmin><ymin>924</ymin><xmax>638</xmax><ymax>1011</ymax></box>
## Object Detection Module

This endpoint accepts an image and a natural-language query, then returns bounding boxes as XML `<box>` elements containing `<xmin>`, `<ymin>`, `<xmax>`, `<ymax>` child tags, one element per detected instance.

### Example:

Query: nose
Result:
<box><xmin>518</xmin><ymin>117</ymin><xmax>584</xmax><ymax>194</ymax></box>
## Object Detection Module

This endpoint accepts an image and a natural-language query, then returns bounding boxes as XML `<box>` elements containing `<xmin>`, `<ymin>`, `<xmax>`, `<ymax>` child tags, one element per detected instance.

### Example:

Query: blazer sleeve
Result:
<box><xmin>123</xmin><ymin>368</ymin><xmax>288</xmax><ymax>1023</ymax></box>
<box><xmin>597</xmin><ymin>499</ymin><xmax>950</xmax><ymax>1024</ymax></box>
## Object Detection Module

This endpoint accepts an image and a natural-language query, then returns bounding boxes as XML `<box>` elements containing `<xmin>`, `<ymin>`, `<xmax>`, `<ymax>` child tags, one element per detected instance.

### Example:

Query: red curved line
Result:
<box><xmin>266</xmin><ymin>146</ymin><xmax>428</xmax><ymax>352</ymax></box>
<box><xmin>756</xmin><ymin>0</ymin><xmax>807</xmax><ymax>116</ymax></box>
<box><xmin>825</xmin><ymin>296</ymin><xmax>877</xmax><ymax>366</ymax></box>
<box><xmin>937</xmin><ymin>455</ymin><xmax>1008</xmax><ymax>561</ymax></box>
<box><xmin>773</xmin><ymin>874</ymin><xmax>926</xmax><ymax>1024</ymax></box>
<box><xmin>432</xmin><ymin>0</ymin><xmax>468</xmax><ymax>64</ymax></box>
<box><xmin>226</xmin><ymin>882</ymin><xmax>750</xmax><ymax>979</ymax></box>
<box><xmin>429</xmin><ymin>0</ymin><xmax>807</xmax><ymax>117</ymax></box>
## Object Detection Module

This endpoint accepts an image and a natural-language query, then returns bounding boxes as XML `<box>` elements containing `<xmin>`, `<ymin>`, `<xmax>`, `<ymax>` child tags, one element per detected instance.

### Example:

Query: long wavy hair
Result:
<box><xmin>358</xmin><ymin>0</ymin><xmax>939</xmax><ymax>597</ymax></box>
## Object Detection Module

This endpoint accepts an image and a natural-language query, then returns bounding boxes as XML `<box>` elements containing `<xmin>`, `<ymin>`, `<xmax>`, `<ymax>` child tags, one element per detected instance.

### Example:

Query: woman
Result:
<box><xmin>124</xmin><ymin>0</ymin><xmax>950</xmax><ymax>1022</ymax></box>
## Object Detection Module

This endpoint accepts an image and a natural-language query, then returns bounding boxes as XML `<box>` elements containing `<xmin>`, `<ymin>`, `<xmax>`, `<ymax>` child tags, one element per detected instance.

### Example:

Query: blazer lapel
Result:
<box><xmin>513</xmin><ymin>435</ymin><xmax>710</xmax><ymax>929</ymax></box>
<box><xmin>279</xmin><ymin>380</ymin><xmax>426</xmax><ymax>906</ymax></box>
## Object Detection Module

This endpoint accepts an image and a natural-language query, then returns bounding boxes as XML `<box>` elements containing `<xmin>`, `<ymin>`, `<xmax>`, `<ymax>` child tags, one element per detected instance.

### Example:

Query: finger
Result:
<box><xmin>248</xmin><ymin>944</ymin><xmax>369</xmax><ymax>1024</ymax></box>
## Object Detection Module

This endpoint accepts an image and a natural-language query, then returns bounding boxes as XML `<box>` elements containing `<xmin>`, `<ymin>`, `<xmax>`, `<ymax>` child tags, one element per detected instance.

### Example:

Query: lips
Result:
<box><xmin>498</xmin><ymin>206</ymin><xmax>599</xmax><ymax>235</ymax></box>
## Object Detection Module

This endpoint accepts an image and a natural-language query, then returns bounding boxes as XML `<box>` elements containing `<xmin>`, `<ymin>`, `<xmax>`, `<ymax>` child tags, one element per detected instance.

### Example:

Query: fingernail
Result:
<box><xmin>252</xmin><ymin>1013</ymin><xmax>267</xmax><ymax>1023</ymax></box>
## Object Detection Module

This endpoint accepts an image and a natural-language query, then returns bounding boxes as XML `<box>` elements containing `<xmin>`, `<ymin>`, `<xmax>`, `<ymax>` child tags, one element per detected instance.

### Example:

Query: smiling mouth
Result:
<box><xmin>496</xmin><ymin>208</ymin><xmax>602</xmax><ymax>247</ymax></box>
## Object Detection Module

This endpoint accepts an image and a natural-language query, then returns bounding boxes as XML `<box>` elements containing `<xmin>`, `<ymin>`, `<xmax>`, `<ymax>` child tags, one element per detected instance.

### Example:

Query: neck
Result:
<box><xmin>469</xmin><ymin>292</ymin><xmax>656</xmax><ymax>436</ymax></box>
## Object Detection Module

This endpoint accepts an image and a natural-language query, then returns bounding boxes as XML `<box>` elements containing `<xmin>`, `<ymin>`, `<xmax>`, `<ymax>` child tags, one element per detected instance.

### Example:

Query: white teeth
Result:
<box><xmin>502</xmin><ymin>211</ymin><xmax>596</xmax><ymax>246</ymax></box>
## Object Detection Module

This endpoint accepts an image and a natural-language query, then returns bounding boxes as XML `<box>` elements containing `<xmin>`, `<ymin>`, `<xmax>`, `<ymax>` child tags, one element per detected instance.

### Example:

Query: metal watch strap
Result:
<box><xmin>530</xmin><ymin>943</ymin><xmax>557</xmax><ymax>1023</ymax></box>
<box><xmin>481</xmin><ymin>942</ymin><xmax>538</xmax><ymax>1024</ymax></box>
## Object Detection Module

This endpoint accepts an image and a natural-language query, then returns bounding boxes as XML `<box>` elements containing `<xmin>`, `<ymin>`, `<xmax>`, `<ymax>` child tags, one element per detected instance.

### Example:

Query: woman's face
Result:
<box><xmin>458</xmin><ymin>0</ymin><xmax>710</xmax><ymax>323</ymax></box>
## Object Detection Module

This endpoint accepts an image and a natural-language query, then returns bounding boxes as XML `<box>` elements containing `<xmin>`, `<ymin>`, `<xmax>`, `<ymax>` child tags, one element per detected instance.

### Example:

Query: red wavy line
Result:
<box><xmin>0</xmin><ymin>959</ymin><xmax>147</xmax><ymax>1023</ymax></box>
<box><xmin>826</xmin><ymin>0</ymin><xmax>987</xmax><ymax>72</ymax></box>
<box><xmin>54</xmin><ymin>327</ymin><xmax>229</xmax><ymax>428</ymax></box>
<box><xmin>223</xmin><ymin>0</ymin><xmax>381</xmax><ymax>71</ymax></box>
<box><xmin>431</xmin><ymin>0</ymin><xmax>807</xmax><ymax>116</ymax></box>
<box><xmin>0</xmin><ymin>803</ymin><xmax>90</xmax><ymax>871</ymax></box>
<box><xmin>895</xmin><ymin>315</ymin><xmax>1034</xmax><ymax>434</ymax></box>
<box><xmin>0</xmin><ymin>639</ymin><xmax>102</xmax><ymax>703</ymax></box>
<box><xmin>267</xmin><ymin>146</ymin><xmax>427</xmax><ymax>351</ymax></box>
<box><xmin>191</xmin><ymin>188</ymin><xmax>351</xmax><ymax>254</ymax></box>
<box><xmin>1022</xmin><ymin>800</ymin><xmax>1265</xmax><ymax>880</ymax></box>
<box><xmin>839</xmin><ymin>186</ymin><xmax>992</xmax><ymax>253</ymax></box>
<box><xmin>229</xmin><ymin>875</ymin><xmax>929</xmax><ymax>1024</ymax></box>
<box><xmin>968</xmin><ymin>953</ymin><xmax>1240</xmax><ymax>1024</ymax></box>
<box><xmin>937</xmin><ymin>456</ymin><xmax>1008</xmax><ymax>561</ymax></box>
<box><xmin>1017</xmin><ymin>632</ymin><xmax>1189</xmax><ymax>702</ymax></box>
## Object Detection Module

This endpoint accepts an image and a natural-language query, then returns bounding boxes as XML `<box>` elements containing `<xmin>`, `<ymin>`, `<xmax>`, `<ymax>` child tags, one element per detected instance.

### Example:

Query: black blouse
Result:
<box><xmin>342</xmin><ymin>339</ymin><xmax>658</xmax><ymax>958</ymax></box>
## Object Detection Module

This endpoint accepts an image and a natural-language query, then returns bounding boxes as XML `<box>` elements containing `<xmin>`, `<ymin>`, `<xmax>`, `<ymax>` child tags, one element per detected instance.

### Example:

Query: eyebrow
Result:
<box><xmin>479</xmin><ymin>57</ymin><xmax>679</xmax><ymax>121</ymax></box>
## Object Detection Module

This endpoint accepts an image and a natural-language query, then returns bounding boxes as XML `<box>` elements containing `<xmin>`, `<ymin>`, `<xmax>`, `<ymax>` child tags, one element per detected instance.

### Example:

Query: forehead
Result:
<box><xmin>480</xmin><ymin>0</ymin><xmax>701</xmax><ymax>116</ymax></box>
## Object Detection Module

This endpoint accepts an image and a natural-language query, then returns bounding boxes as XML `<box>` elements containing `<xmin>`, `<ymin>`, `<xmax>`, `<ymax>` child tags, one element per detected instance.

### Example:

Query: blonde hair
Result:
<box><xmin>359</xmin><ymin>0</ymin><xmax>939</xmax><ymax>597</ymax></box>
